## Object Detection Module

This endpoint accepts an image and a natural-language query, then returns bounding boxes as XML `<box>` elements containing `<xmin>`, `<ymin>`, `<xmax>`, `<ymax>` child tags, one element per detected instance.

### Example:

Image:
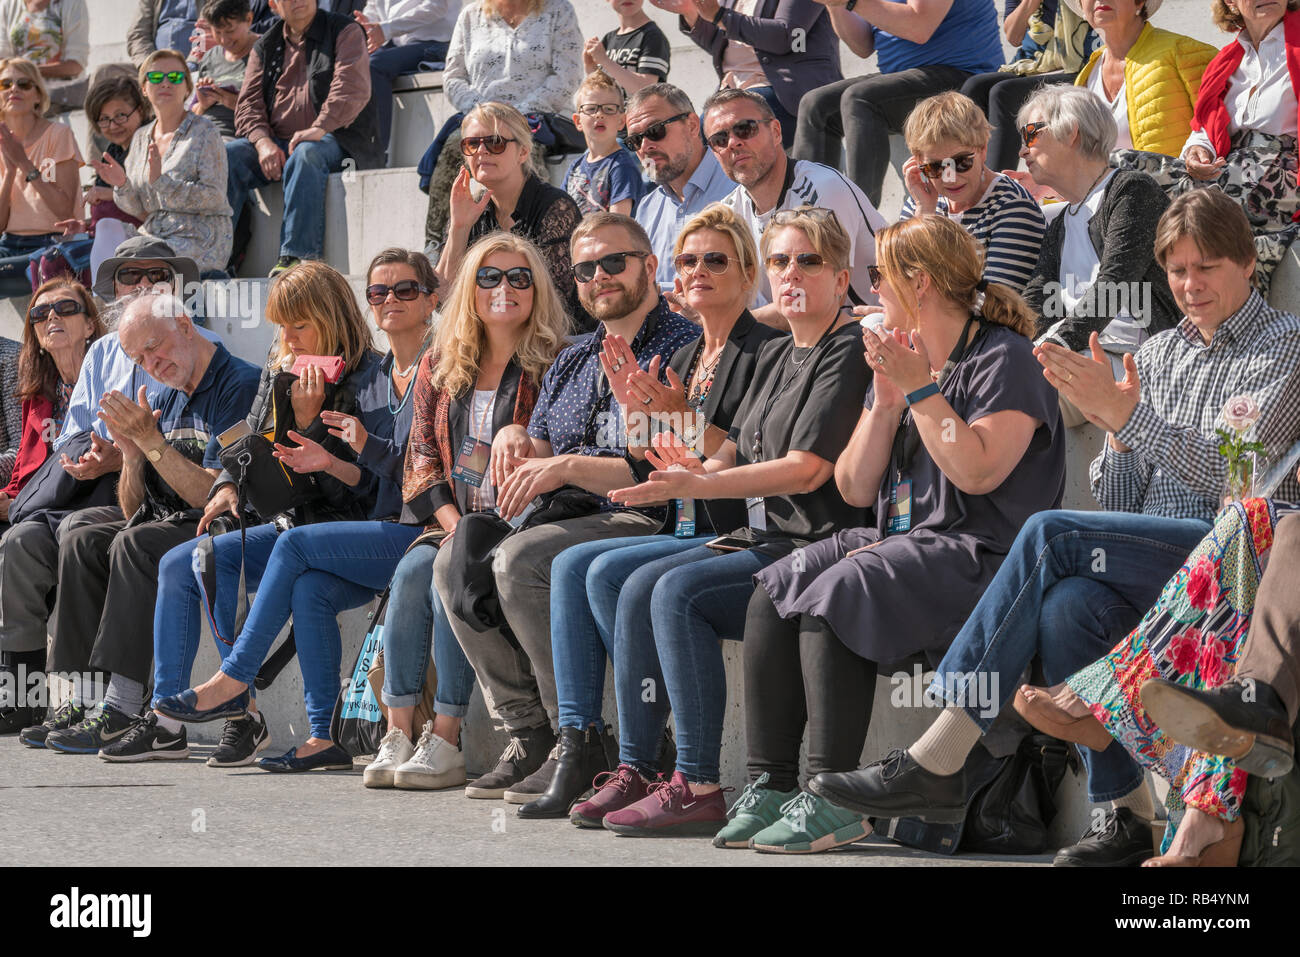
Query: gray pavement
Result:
<box><xmin>0</xmin><ymin>737</ymin><xmax>1051</xmax><ymax>867</ymax></box>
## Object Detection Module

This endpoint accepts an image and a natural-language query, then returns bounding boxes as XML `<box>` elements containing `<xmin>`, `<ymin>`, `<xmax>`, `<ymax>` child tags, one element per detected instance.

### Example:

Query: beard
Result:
<box><xmin>581</xmin><ymin>268</ymin><xmax>649</xmax><ymax>322</ymax></box>
<box><xmin>642</xmin><ymin>148</ymin><xmax>690</xmax><ymax>186</ymax></box>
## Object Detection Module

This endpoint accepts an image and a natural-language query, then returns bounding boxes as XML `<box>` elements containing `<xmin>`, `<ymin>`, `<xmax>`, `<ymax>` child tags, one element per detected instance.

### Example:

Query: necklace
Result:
<box><xmin>687</xmin><ymin>341</ymin><xmax>724</xmax><ymax>409</ymax></box>
<box><xmin>387</xmin><ymin>344</ymin><xmax>428</xmax><ymax>415</ymax></box>
<box><xmin>1066</xmin><ymin>168</ymin><xmax>1109</xmax><ymax>217</ymax></box>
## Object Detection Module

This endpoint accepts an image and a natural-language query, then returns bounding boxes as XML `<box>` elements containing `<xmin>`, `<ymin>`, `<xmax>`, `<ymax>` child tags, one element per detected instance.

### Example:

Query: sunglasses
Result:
<box><xmin>476</xmin><ymin>266</ymin><xmax>533</xmax><ymax>290</ymax></box>
<box><xmin>97</xmin><ymin>106</ymin><xmax>139</xmax><ymax>130</ymax></box>
<box><xmin>460</xmin><ymin>135</ymin><xmax>515</xmax><ymax>156</ymax></box>
<box><xmin>625</xmin><ymin>112</ymin><xmax>691</xmax><ymax>152</ymax></box>
<box><xmin>868</xmin><ymin>265</ymin><xmax>883</xmax><ymax>290</ymax></box>
<box><xmin>916</xmin><ymin>152</ymin><xmax>977</xmax><ymax>180</ymax></box>
<box><xmin>29</xmin><ymin>298</ymin><xmax>85</xmax><ymax>323</ymax></box>
<box><xmin>0</xmin><ymin>77</ymin><xmax>34</xmax><ymax>91</ymax></box>
<box><xmin>1020</xmin><ymin>122</ymin><xmax>1048</xmax><ymax>148</ymax></box>
<box><xmin>577</xmin><ymin>103</ymin><xmax>622</xmax><ymax>116</ymax></box>
<box><xmin>366</xmin><ymin>280</ymin><xmax>432</xmax><ymax>304</ymax></box>
<box><xmin>115</xmin><ymin>265</ymin><xmax>173</xmax><ymax>286</ymax></box>
<box><xmin>674</xmin><ymin>251</ymin><xmax>737</xmax><ymax>275</ymax></box>
<box><xmin>765</xmin><ymin>252</ymin><xmax>827</xmax><ymax>275</ymax></box>
<box><xmin>572</xmin><ymin>251</ymin><xmax>647</xmax><ymax>283</ymax></box>
<box><xmin>145</xmin><ymin>71</ymin><xmax>187</xmax><ymax>85</ymax></box>
<box><xmin>706</xmin><ymin>118</ymin><xmax>762</xmax><ymax>151</ymax></box>
<box><xmin>768</xmin><ymin>206</ymin><xmax>843</xmax><ymax>231</ymax></box>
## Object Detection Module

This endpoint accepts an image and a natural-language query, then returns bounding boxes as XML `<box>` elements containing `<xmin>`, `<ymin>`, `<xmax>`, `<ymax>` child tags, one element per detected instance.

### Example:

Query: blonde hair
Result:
<box><xmin>759</xmin><ymin>206</ymin><xmax>852</xmax><ymax>274</ymax></box>
<box><xmin>1212</xmin><ymin>0</ymin><xmax>1298</xmax><ymax>29</ymax></box>
<box><xmin>574</xmin><ymin>68</ymin><xmax>624</xmax><ymax>110</ymax></box>
<box><xmin>462</xmin><ymin>101</ymin><xmax>536</xmax><ymax>176</ymax></box>
<box><xmin>138</xmin><ymin>49</ymin><xmax>195</xmax><ymax>96</ymax></box>
<box><xmin>876</xmin><ymin>215</ymin><xmax>1035</xmax><ymax>337</ymax></box>
<box><xmin>431</xmin><ymin>233</ymin><xmax>568</xmax><ymax>397</ymax></box>
<box><xmin>0</xmin><ymin>58</ymin><xmax>49</xmax><ymax>116</ymax></box>
<box><xmin>674</xmin><ymin>203</ymin><xmax>758</xmax><ymax>286</ymax></box>
<box><xmin>266</xmin><ymin>261</ymin><xmax>375</xmax><ymax>376</ymax></box>
<box><xmin>903</xmin><ymin>91</ymin><xmax>992</xmax><ymax>154</ymax></box>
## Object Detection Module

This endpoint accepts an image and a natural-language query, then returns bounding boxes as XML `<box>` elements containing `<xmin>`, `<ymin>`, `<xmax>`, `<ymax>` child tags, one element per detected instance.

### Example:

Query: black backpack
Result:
<box><xmin>1240</xmin><ymin>718</ymin><xmax>1300</xmax><ymax>866</ymax></box>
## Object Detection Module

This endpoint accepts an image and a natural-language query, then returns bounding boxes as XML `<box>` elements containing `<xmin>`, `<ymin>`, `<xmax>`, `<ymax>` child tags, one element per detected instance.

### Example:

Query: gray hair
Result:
<box><xmin>1016</xmin><ymin>85</ymin><xmax>1117</xmax><ymax>163</ymax></box>
<box><xmin>116</xmin><ymin>288</ymin><xmax>191</xmax><ymax>334</ymax></box>
<box><xmin>701</xmin><ymin>87</ymin><xmax>774</xmax><ymax>124</ymax></box>
<box><xmin>627</xmin><ymin>82</ymin><xmax>694</xmax><ymax>116</ymax></box>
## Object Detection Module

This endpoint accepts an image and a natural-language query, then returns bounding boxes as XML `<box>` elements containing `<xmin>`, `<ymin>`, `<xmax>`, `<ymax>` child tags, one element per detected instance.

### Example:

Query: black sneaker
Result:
<box><xmin>1053</xmin><ymin>808</ymin><xmax>1155</xmax><ymax>867</ymax></box>
<box><xmin>99</xmin><ymin>713</ymin><xmax>190</xmax><ymax>762</ymax></box>
<box><xmin>19</xmin><ymin>699</ymin><xmax>87</xmax><ymax>749</ymax></box>
<box><xmin>465</xmin><ymin>724</ymin><xmax>556</xmax><ymax>799</ymax></box>
<box><xmin>207</xmin><ymin>712</ymin><xmax>271</xmax><ymax>767</ymax></box>
<box><xmin>45</xmin><ymin>705</ymin><xmax>138</xmax><ymax>754</ymax></box>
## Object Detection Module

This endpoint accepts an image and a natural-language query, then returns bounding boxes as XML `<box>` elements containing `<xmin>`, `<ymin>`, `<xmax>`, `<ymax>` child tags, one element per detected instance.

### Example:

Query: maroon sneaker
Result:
<box><xmin>571</xmin><ymin>764</ymin><xmax>651</xmax><ymax>828</ymax></box>
<box><xmin>602</xmin><ymin>771</ymin><xmax>729</xmax><ymax>837</ymax></box>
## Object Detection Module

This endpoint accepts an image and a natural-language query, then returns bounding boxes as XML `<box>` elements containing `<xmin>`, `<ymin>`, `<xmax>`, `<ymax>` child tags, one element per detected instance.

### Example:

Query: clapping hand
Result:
<box><xmin>608</xmin><ymin>432</ymin><xmax>702</xmax><ymax>505</ymax></box>
<box><xmin>146</xmin><ymin>139</ymin><xmax>162</xmax><ymax>184</ymax></box>
<box><xmin>91</xmin><ymin>151</ymin><xmax>127</xmax><ymax>188</ymax></box>
<box><xmin>59</xmin><ymin>433</ymin><xmax>123</xmax><ymax>479</ymax></box>
<box><xmin>1034</xmin><ymin>331</ymin><xmax>1140</xmax><ymax>433</ymax></box>
<box><xmin>626</xmin><ymin>354</ymin><xmax>688</xmax><ymax>421</ymax></box>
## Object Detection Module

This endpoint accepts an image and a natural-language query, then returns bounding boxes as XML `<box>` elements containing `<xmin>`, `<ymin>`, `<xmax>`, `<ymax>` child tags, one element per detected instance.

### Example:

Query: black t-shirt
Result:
<box><xmin>727</xmin><ymin>321</ymin><xmax>870</xmax><ymax>541</ymax></box>
<box><xmin>602</xmin><ymin>22</ymin><xmax>670</xmax><ymax>83</ymax></box>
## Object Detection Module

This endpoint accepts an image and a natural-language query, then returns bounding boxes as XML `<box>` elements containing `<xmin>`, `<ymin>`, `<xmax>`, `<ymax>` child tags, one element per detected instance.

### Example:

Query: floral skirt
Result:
<box><xmin>1067</xmin><ymin>498</ymin><xmax>1300</xmax><ymax>849</ymax></box>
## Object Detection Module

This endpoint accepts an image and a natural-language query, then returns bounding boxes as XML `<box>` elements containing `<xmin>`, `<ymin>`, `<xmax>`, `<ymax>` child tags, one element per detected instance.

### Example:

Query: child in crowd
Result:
<box><xmin>564</xmin><ymin>70</ymin><xmax>646</xmax><ymax>216</ymax></box>
<box><xmin>583</xmin><ymin>0</ymin><xmax>669</xmax><ymax>95</ymax></box>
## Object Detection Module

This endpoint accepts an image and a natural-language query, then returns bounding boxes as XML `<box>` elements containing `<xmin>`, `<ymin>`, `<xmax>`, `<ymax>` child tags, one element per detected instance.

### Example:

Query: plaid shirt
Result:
<box><xmin>1091</xmin><ymin>290</ymin><xmax>1300</xmax><ymax>521</ymax></box>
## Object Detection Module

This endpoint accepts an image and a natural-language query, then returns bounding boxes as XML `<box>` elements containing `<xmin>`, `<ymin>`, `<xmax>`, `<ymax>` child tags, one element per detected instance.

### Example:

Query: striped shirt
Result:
<box><xmin>901</xmin><ymin>173</ymin><xmax>1046</xmax><ymax>293</ymax></box>
<box><xmin>1090</xmin><ymin>290</ymin><xmax>1300</xmax><ymax>521</ymax></box>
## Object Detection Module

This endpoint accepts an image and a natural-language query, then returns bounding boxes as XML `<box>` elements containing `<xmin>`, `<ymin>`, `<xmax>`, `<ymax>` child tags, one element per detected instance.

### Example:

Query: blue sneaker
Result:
<box><xmin>258</xmin><ymin>744</ymin><xmax>353</xmax><ymax>772</ymax></box>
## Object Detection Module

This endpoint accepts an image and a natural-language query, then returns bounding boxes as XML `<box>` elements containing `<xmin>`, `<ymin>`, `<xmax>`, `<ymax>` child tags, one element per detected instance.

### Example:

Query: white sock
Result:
<box><xmin>909</xmin><ymin>707</ymin><xmax>982</xmax><ymax>776</ymax></box>
<box><xmin>1112</xmin><ymin>783</ymin><xmax>1155</xmax><ymax>822</ymax></box>
<box><xmin>154</xmin><ymin>712</ymin><xmax>183</xmax><ymax>733</ymax></box>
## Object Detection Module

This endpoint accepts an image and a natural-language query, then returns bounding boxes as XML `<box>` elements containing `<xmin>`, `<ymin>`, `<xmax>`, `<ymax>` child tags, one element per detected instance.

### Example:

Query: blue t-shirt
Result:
<box><xmin>156</xmin><ymin>0</ymin><xmax>199</xmax><ymax>57</ymax></box>
<box><xmin>873</xmin><ymin>0</ymin><xmax>1002</xmax><ymax>75</ymax></box>
<box><xmin>564</xmin><ymin>149</ymin><xmax>646</xmax><ymax>216</ymax></box>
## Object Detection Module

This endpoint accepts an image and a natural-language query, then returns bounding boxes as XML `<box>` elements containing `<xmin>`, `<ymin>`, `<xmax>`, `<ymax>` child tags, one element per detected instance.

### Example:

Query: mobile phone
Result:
<box><xmin>705</xmin><ymin>535</ymin><xmax>753</xmax><ymax>553</ymax></box>
<box><xmin>217</xmin><ymin>420</ymin><xmax>253</xmax><ymax>448</ymax></box>
<box><xmin>290</xmin><ymin>354</ymin><xmax>346</xmax><ymax>383</ymax></box>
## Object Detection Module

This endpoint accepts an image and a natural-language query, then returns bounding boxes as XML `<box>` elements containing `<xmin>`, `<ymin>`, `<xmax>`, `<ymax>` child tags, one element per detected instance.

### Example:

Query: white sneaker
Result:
<box><xmin>363</xmin><ymin>726</ymin><xmax>414</xmax><ymax>788</ymax></box>
<box><xmin>394</xmin><ymin>721</ymin><xmax>467</xmax><ymax>790</ymax></box>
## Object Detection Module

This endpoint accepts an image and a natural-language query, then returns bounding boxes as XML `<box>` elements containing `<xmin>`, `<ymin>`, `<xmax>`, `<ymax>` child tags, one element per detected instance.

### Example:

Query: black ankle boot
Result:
<box><xmin>518</xmin><ymin>726</ymin><xmax>615</xmax><ymax>818</ymax></box>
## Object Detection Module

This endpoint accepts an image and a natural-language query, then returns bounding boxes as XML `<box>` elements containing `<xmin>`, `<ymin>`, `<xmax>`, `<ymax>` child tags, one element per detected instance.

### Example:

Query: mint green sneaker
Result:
<box><xmin>711</xmin><ymin>772</ymin><xmax>799</xmax><ymax>848</ymax></box>
<box><xmin>750</xmin><ymin>790</ymin><xmax>872</xmax><ymax>854</ymax></box>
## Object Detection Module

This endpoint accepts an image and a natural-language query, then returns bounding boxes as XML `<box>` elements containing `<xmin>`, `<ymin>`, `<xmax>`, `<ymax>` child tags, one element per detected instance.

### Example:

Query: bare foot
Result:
<box><xmin>190</xmin><ymin>671</ymin><xmax>249</xmax><ymax>712</ymax></box>
<box><xmin>1014</xmin><ymin>682</ymin><xmax>1112</xmax><ymax>752</ymax></box>
<box><xmin>1144</xmin><ymin>808</ymin><xmax>1241</xmax><ymax>867</ymax></box>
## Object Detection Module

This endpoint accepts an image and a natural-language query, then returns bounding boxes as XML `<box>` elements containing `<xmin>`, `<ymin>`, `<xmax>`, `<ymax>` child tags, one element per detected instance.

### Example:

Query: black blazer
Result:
<box><xmin>1024</xmin><ymin>169</ymin><xmax>1178</xmax><ymax>352</ymax></box>
<box><xmin>445</xmin><ymin>359</ymin><xmax>525</xmax><ymax>515</ymax></box>
<box><xmin>660</xmin><ymin>310</ymin><xmax>785</xmax><ymax>533</ymax></box>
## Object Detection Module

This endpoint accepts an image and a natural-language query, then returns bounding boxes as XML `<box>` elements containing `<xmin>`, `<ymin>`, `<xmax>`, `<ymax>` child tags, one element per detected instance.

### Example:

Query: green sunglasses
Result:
<box><xmin>145</xmin><ymin>70</ymin><xmax>187</xmax><ymax>85</ymax></box>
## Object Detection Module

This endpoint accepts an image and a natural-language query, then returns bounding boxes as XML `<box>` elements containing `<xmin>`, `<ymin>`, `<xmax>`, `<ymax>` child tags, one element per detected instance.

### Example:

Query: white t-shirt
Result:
<box><xmin>722</xmin><ymin>159</ymin><xmax>888</xmax><ymax>308</ymax></box>
<box><xmin>465</xmin><ymin>388</ymin><xmax>497</xmax><ymax>511</ymax></box>
<box><xmin>1088</xmin><ymin>65</ymin><xmax>1132</xmax><ymax>150</ymax></box>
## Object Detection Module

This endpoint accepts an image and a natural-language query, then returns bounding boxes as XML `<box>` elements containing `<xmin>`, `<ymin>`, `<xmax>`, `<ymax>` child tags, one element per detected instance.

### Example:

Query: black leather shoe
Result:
<box><xmin>1141</xmin><ymin>678</ymin><xmax>1294</xmax><ymax>777</ymax></box>
<box><xmin>1053</xmin><ymin>808</ymin><xmax>1154</xmax><ymax>867</ymax></box>
<box><xmin>808</xmin><ymin>748</ymin><xmax>966</xmax><ymax>823</ymax></box>
<box><xmin>518</xmin><ymin>725</ymin><xmax>617</xmax><ymax>819</ymax></box>
<box><xmin>0</xmin><ymin>706</ymin><xmax>38</xmax><ymax>735</ymax></box>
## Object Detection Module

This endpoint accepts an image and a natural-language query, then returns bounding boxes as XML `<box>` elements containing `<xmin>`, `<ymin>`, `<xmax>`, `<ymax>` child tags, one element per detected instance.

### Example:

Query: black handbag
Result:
<box><xmin>217</xmin><ymin>372</ymin><xmax>320</xmax><ymax>520</ymax></box>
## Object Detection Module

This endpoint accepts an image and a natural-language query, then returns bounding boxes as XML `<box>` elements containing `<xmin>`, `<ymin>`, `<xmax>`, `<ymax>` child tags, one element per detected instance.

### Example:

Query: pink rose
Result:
<box><xmin>1168</xmin><ymin>630</ymin><xmax>1201</xmax><ymax>674</ymax></box>
<box><xmin>1200</xmin><ymin>636</ymin><xmax>1228</xmax><ymax>686</ymax></box>
<box><xmin>1186</xmin><ymin>557</ymin><xmax>1222</xmax><ymax>611</ymax></box>
<box><xmin>1223</xmin><ymin>394</ymin><xmax>1261</xmax><ymax>432</ymax></box>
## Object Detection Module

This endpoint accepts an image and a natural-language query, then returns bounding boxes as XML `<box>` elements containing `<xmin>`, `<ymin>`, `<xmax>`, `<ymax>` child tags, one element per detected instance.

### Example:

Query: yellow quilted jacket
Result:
<box><xmin>1075</xmin><ymin>23</ymin><xmax>1217</xmax><ymax>156</ymax></box>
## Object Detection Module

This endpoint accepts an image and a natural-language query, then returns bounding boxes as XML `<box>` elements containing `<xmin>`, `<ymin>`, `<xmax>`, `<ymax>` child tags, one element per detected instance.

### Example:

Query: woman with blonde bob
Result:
<box><xmin>721</xmin><ymin>214</ymin><xmax>1067</xmax><ymax>854</ymax></box>
<box><xmin>361</xmin><ymin>231</ymin><xmax>570</xmax><ymax>790</ymax></box>
<box><xmin>142</xmin><ymin>260</ymin><xmax>412</xmax><ymax>771</ymax></box>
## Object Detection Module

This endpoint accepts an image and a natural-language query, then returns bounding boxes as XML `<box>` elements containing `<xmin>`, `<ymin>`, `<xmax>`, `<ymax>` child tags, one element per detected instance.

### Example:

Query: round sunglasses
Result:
<box><xmin>674</xmin><ymin>251</ymin><xmax>738</xmax><ymax>275</ymax></box>
<box><xmin>476</xmin><ymin>266</ymin><xmax>533</xmax><ymax>290</ymax></box>
<box><xmin>705</xmin><ymin>118</ymin><xmax>762</xmax><ymax>151</ymax></box>
<box><xmin>765</xmin><ymin>252</ymin><xmax>826</xmax><ymax>275</ymax></box>
<box><xmin>571</xmin><ymin>251</ymin><xmax>647</xmax><ymax>283</ymax></box>
<box><xmin>145</xmin><ymin>71</ymin><xmax>187</xmax><ymax>85</ymax></box>
<box><xmin>625</xmin><ymin>112</ymin><xmax>691</xmax><ymax>153</ymax></box>
<box><xmin>916</xmin><ymin>152</ymin><xmax>977</xmax><ymax>181</ymax></box>
<box><xmin>367</xmin><ymin>280</ymin><xmax>432</xmax><ymax>304</ymax></box>
<box><xmin>460</xmin><ymin>135</ymin><xmax>516</xmax><ymax>156</ymax></box>
<box><xmin>29</xmin><ymin>298</ymin><xmax>86</xmax><ymax>323</ymax></box>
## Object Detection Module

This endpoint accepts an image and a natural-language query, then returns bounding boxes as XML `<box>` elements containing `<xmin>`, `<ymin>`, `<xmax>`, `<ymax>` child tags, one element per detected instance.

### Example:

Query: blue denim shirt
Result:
<box><xmin>635</xmin><ymin>148</ymin><xmax>735</xmax><ymax>291</ymax></box>
<box><xmin>157</xmin><ymin>0</ymin><xmax>199</xmax><ymax>55</ymax></box>
<box><xmin>352</xmin><ymin>349</ymin><xmax>419</xmax><ymax>521</ymax></box>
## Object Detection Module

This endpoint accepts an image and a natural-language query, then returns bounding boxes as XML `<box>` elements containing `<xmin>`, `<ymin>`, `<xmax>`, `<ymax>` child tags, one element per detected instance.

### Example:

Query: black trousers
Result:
<box><xmin>960</xmin><ymin>70</ymin><xmax>1076</xmax><ymax>172</ymax></box>
<box><xmin>49</xmin><ymin>509</ymin><xmax>199</xmax><ymax>685</ymax></box>
<box><xmin>744</xmin><ymin>586</ymin><xmax>879</xmax><ymax>792</ymax></box>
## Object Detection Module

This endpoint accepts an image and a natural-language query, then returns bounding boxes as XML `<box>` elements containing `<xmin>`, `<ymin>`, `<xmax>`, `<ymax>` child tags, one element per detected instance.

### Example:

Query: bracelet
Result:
<box><xmin>712</xmin><ymin>3</ymin><xmax>725</xmax><ymax>23</ymax></box>
<box><xmin>845</xmin><ymin>0</ymin><xmax>858</xmax><ymax>11</ymax></box>
<box><xmin>905</xmin><ymin>382</ymin><xmax>940</xmax><ymax>406</ymax></box>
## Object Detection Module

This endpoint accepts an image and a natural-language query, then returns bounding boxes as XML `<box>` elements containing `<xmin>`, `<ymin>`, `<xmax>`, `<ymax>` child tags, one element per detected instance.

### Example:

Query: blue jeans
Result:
<box><xmin>648</xmin><ymin>545</ymin><xmax>776</xmax><ymax>783</ymax></box>
<box><xmin>0</xmin><ymin>231</ymin><xmax>55</xmax><ymax>296</ymax></box>
<box><xmin>931</xmin><ymin>509</ymin><xmax>1212</xmax><ymax>802</ymax></box>
<box><xmin>225</xmin><ymin>133</ymin><xmax>346</xmax><ymax>260</ymax></box>
<box><xmin>370</xmin><ymin>39</ymin><xmax>450</xmax><ymax>149</ymax></box>
<box><xmin>750</xmin><ymin>86</ymin><xmax>797</xmax><ymax>149</ymax></box>
<box><xmin>381</xmin><ymin>541</ymin><xmax>476</xmax><ymax>718</ymax></box>
<box><xmin>551</xmin><ymin>534</ymin><xmax>705</xmax><ymax>732</ymax></box>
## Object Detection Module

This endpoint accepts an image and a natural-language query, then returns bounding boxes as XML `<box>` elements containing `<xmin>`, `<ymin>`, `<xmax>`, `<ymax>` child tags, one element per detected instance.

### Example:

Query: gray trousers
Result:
<box><xmin>433</xmin><ymin>510</ymin><xmax>659</xmax><ymax>734</ymax></box>
<box><xmin>0</xmin><ymin>507</ymin><xmax>123</xmax><ymax>655</ymax></box>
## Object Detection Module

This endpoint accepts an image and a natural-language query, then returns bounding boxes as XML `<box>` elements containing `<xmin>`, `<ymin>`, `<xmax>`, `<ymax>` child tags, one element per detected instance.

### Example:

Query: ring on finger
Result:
<box><xmin>642</xmin><ymin>397</ymin><xmax>653</xmax><ymax>405</ymax></box>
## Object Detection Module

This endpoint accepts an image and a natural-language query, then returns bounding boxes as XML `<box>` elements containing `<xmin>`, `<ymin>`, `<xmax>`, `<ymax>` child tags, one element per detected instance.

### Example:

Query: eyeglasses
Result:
<box><xmin>577</xmin><ymin>103</ymin><xmax>623</xmax><ymax>116</ymax></box>
<box><xmin>29</xmin><ymin>298</ymin><xmax>86</xmax><ymax>323</ymax></box>
<box><xmin>476</xmin><ymin>266</ymin><xmax>533</xmax><ymax>290</ymax></box>
<box><xmin>97</xmin><ymin>106</ymin><xmax>139</xmax><ymax>130</ymax></box>
<box><xmin>673</xmin><ymin>251</ymin><xmax>738</xmax><ymax>275</ymax></box>
<box><xmin>916</xmin><ymin>152</ymin><xmax>977</xmax><ymax>180</ymax></box>
<box><xmin>625</xmin><ymin>112</ymin><xmax>691</xmax><ymax>152</ymax></box>
<box><xmin>115</xmin><ymin>265</ymin><xmax>173</xmax><ymax>286</ymax></box>
<box><xmin>0</xmin><ymin>77</ymin><xmax>34</xmax><ymax>92</ymax></box>
<box><xmin>765</xmin><ymin>252</ymin><xmax>827</xmax><ymax>275</ymax></box>
<box><xmin>145</xmin><ymin>71</ymin><xmax>187</xmax><ymax>85</ymax></box>
<box><xmin>1019</xmin><ymin>122</ymin><xmax>1048</xmax><ymax>148</ymax></box>
<box><xmin>705</xmin><ymin>118</ymin><xmax>762</xmax><ymax>151</ymax></box>
<box><xmin>366</xmin><ymin>280</ymin><xmax>432</xmax><ymax>304</ymax></box>
<box><xmin>460</xmin><ymin>135</ymin><xmax>516</xmax><ymax>156</ymax></box>
<box><xmin>572</xmin><ymin>251</ymin><xmax>648</xmax><ymax>283</ymax></box>
<box><xmin>867</xmin><ymin>265</ymin><xmax>882</xmax><ymax>290</ymax></box>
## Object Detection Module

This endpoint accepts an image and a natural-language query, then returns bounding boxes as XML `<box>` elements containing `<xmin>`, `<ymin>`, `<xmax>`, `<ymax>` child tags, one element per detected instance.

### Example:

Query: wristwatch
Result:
<box><xmin>146</xmin><ymin>444</ymin><xmax>164</xmax><ymax>464</ymax></box>
<box><xmin>23</xmin><ymin>167</ymin><xmax>40</xmax><ymax>182</ymax></box>
<box><xmin>845</xmin><ymin>0</ymin><xmax>859</xmax><ymax>11</ymax></box>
